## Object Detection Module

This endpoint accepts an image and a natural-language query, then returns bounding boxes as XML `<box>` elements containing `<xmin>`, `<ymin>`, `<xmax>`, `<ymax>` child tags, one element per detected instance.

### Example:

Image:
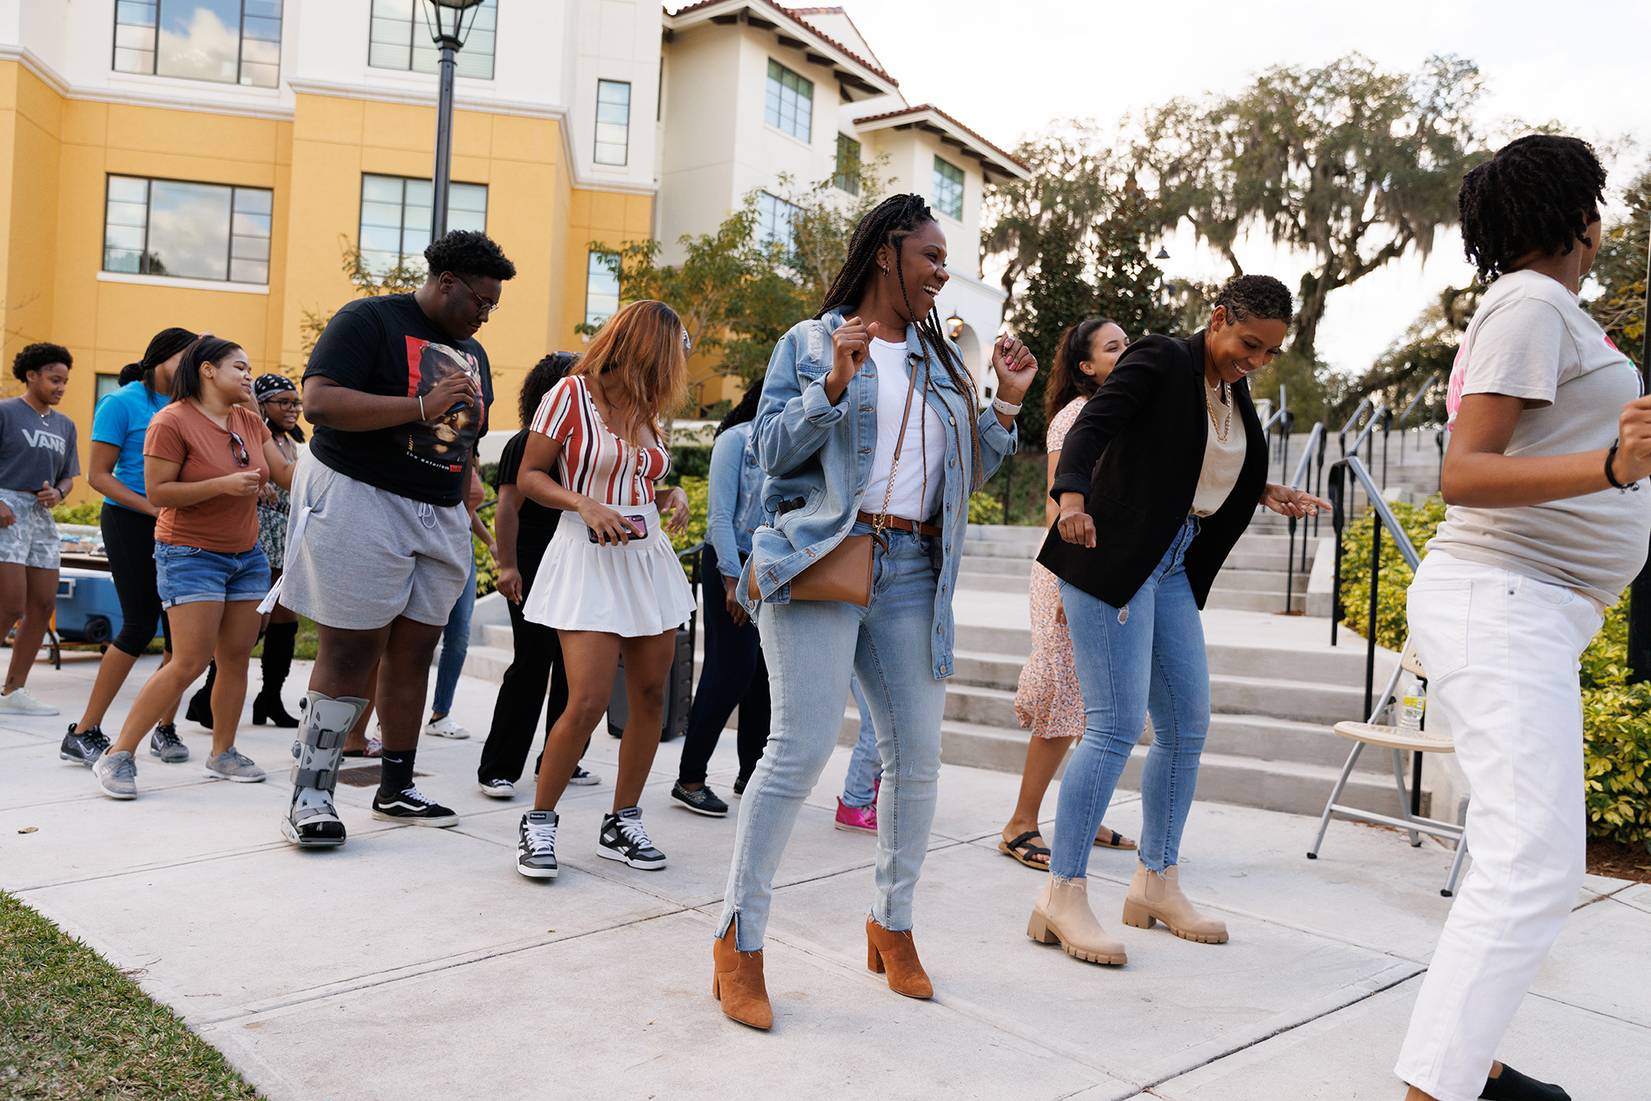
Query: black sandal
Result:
<box><xmin>1093</xmin><ymin>828</ymin><xmax>1138</xmax><ymax>851</ymax></box>
<box><xmin>998</xmin><ymin>830</ymin><xmax>1052</xmax><ymax>869</ymax></box>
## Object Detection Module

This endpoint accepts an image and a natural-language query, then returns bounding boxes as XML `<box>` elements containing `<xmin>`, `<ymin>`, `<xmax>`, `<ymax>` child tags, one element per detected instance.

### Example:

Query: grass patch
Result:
<box><xmin>0</xmin><ymin>891</ymin><xmax>261</xmax><ymax>1100</ymax></box>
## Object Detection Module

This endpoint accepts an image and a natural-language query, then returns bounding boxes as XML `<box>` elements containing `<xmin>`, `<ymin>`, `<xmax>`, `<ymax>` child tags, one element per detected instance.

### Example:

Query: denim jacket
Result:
<box><xmin>738</xmin><ymin>306</ymin><xmax>1017</xmax><ymax>678</ymax></box>
<box><xmin>705</xmin><ymin>421</ymin><xmax>766</xmax><ymax>578</ymax></box>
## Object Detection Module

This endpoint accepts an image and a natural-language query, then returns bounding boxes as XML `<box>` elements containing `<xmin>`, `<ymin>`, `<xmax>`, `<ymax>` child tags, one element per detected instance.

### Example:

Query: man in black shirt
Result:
<box><xmin>278</xmin><ymin>231</ymin><xmax>515</xmax><ymax>847</ymax></box>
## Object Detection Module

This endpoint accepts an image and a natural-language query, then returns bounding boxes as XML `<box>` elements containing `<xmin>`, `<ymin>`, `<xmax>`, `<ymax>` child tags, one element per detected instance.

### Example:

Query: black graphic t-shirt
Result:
<box><xmin>304</xmin><ymin>294</ymin><xmax>493</xmax><ymax>506</ymax></box>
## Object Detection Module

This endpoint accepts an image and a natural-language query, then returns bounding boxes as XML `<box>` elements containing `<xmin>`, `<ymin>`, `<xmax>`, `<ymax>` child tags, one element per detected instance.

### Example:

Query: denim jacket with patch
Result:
<box><xmin>738</xmin><ymin>307</ymin><xmax>1017</xmax><ymax>679</ymax></box>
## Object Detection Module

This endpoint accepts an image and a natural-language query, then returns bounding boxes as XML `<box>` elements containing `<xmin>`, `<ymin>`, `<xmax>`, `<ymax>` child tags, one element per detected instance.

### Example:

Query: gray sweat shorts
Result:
<box><xmin>277</xmin><ymin>459</ymin><xmax>471</xmax><ymax>630</ymax></box>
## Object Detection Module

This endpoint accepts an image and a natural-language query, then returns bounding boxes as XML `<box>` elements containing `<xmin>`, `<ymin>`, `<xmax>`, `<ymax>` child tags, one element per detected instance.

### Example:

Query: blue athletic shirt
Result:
<box><xmin>91</xmin><ymin>380</ymin><xmax>169</xmax><ymax>505</ymax></box>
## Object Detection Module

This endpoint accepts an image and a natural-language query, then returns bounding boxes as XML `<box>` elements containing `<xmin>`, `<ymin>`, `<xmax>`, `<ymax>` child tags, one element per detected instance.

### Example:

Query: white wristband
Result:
<box><xmin>991</xmin><ymin>396</ymin><xmax>1023</xmax><ymax>417</ymax></box>
<box><xmin>418</xmin><ymin>393</ymin><xmax>427</xmax><ymax>421</ymax></box>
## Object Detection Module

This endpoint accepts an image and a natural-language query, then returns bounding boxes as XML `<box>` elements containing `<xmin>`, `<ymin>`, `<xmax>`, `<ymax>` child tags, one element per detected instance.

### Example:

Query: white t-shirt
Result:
<box><xmin>1429</xmin><ymin>269</ymin><xmax>1651</xmax><ymax>607</ymax></box>
<box><xmin>865</xmin><ymin>337</ymin><xmax>946</xmax><ymax>521</ymax></box>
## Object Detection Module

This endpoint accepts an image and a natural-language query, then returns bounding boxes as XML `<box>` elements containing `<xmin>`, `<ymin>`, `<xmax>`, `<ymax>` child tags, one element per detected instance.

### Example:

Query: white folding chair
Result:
<box><xmin>1306</xmin><ymin>639</ymin><xmax>1470</xmax><ymax>897</ymax></box>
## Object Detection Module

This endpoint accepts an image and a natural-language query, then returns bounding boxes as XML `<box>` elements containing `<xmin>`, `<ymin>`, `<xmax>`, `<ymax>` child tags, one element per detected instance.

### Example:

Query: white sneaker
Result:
<box><xmin>0</xmin><ymin>686</ymin><xmax>58</xmax><ymax>716</ymax></box>
<box><xmin>423</xmin><ymin>715</ymin><xmax>470</xmax><ymax>739</ymax></box>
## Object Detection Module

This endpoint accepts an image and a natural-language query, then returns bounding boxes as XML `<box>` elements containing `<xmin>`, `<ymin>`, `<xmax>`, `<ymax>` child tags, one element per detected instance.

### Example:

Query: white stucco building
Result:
<box><xmin>658</xmin><ymin>1</ymin><xmax>1029</xmax><ymax>402</ymax></box>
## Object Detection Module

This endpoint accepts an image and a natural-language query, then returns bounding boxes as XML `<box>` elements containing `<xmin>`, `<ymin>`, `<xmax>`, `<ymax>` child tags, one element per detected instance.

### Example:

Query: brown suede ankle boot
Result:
<box><xmin>712</xmin><ymin>918</ymin><xmax>773</xmax><ymax>1030</ymax></box>
<box><xmin>1120</xmin><ymin>864</ymin><xmax>1228</xmax><ymax>944</ymax></box>
<box><xmin>865</xmin><ymin>917</ymin><xmax>933</xmax><ymax>999</ymax></box>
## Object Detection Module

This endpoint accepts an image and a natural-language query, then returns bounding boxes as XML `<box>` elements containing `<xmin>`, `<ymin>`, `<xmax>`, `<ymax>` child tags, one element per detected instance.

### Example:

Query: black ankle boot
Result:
<box><xmin>1481</xmin><ymin>1064</ymin><xmax>1570</xmax><ymax>1101</ymax></box>
<box><xmin>186</xmin><ymin>662</ymin><xmax>216</xmax><ymax>729</ymax></box>
<box><xmin>253</xmin><ymin>622</ymin><xmax>300</xmax><ymax>728</ymax></box>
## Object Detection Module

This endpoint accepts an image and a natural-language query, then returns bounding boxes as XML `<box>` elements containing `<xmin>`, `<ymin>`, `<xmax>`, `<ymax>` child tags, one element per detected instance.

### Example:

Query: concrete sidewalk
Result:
<box><xmin>2</xmin><ymin>654</ymin><xmax>1646</xmax><ymax>1100</ymax></box>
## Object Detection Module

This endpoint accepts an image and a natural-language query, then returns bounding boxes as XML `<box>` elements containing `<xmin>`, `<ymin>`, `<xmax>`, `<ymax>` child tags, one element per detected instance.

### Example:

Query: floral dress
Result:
<box><xmin>1013</xmin><ymin>398</ymin><xmax>1087</xmax><ymax>739</ymax></box>
<box><xmin>256</xmin><ymin>436</ymin><xmax>295</xmax><ymax>571</ymax></box>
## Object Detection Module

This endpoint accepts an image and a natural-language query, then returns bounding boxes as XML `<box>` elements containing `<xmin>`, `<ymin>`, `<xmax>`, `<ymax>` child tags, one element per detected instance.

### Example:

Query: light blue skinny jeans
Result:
<box><xmin>1050</xmin><ymin>517</ymin><xmax>1210</xmax><ymax>880</ymax></box>
<box><xmin>431</xmin><ymin>557</ymin><xmax>478</xmax><ymax>716</ymax></box>
<box><xmin>719</xmin><ymin>526</ymin><xmax>942</xmax><ymax>950</ymax></box>
<box><xmin>841</xmin><ymin>679</ymin><xmax>882</xmax><ymax>807</ymax></box>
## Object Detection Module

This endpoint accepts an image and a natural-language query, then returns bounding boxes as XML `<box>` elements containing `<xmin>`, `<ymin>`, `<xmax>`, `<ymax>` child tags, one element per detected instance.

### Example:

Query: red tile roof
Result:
<box><xmin>666</xmin><ymin>1</ymin><xmax>898</xmax><ymax>89</ymax></box>
<box><xmin>854</xmin><ymin>103</ymin><xmax>1029</xmax><ymax>174</ymax></box>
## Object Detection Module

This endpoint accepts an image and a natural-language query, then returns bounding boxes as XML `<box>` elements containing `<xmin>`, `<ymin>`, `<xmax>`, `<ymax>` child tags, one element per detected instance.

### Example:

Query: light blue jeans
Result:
<box><xmin>431</xmin><ymin>557</ymin><xmax>478</xmax><ymax>716</ymax></box>
<box><xmin>1050</xmin><ymin>517</ymin><xmax>1210</xmax><ymax>880</ymax></box>
<box><xmin>841</xmin><ymin>679</ymin><xmax>882</xmax><ymax>807</ymax></box>
<box><xmin>719</xmin><ymin>526</ymin><xmax>943</xmax><ymax>950</ymax></box>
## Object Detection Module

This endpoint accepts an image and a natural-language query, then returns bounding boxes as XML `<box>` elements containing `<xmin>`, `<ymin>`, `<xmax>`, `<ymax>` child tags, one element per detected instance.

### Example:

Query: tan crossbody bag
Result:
<box><xmin>748</xmin><ymin>354</ymin><xmax>923</xmax><ymax>607</ymax></box>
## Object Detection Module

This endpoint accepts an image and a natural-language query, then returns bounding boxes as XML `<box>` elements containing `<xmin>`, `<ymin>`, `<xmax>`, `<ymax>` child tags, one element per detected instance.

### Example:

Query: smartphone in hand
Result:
<box><xmin>588</xmin><ymin>515</ymin><xmax>648</xmax><ymax>543</ymax></box>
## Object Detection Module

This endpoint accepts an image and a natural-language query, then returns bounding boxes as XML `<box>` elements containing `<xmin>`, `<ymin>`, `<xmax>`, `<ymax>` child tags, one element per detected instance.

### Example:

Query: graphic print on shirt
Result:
<box><xmin>401</xmin><ymin>336</ymin><xmax>486</xmax><ymax>472</ymax></box>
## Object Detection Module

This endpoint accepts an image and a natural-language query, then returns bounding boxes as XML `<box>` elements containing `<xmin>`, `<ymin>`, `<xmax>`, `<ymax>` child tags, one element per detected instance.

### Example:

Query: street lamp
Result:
<box><xmin>945</xmin><ymin>312</ymin><xmax>965</xmax><ymax>341</ymax></box>
<box><xmin>420</xmin><ymin>0</ymin><xmax>484</xmax><ymax>238</ymax></box>
<box><xmin>1154</xmin><ymin>245</ymin><xmax>1171</xmax><ymax>260</ymax></box>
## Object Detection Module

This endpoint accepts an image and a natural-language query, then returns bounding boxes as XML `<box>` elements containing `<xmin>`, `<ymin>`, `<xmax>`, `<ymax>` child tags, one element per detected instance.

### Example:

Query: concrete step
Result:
<box><xmin>883</xmin><ymin>715</ymin><xmax>1420</xmax><ymax>818</ymax></box>
<box><xmin>947</xmin><ymin>642</ymin><xmax>1387</xmax><ymax>694</ymax></box>
<box><xmin>1205</xmin><ymin>589</ymin><xmax>1307</xmax><ymax>614</ymax></box>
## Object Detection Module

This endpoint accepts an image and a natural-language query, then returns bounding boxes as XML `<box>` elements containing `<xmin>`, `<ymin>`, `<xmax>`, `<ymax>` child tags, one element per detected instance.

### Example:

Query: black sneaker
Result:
<box><xmin>568</xmin><ymin>765</ymin><xmax>600</xmax><ymax>786</ymax></box>
<box><xmin>59</xmin><ymin>723</ymin><xmax>110</xmax><ymax>768</ymax></box>
<box><xmin>598</xmin><ymin>807</ymin><xmax>667</xmax><ymax>870</ymax></box>
<box><xmin>371</xmin><ymin>786</ymin><xmax>459</xmax><ymax>828</ymax></box>
<box><xmin>732</xmin><ymin>773</ymin><xmax>750</xmax><ymax>798</ymax></box>
<box><xmin>149</xmin><ymin>722</ymin><xmax>189</xmax><ymax>763</ymax></box>
<box><xmin>671</xmin><ymin>782</ymin><xmax>728</xmax><ymax>817</ymax></box>
<box><xmin>516</xmin><ymin>810</ymin><xmax>559</xmax><ymax>879</ymax></box>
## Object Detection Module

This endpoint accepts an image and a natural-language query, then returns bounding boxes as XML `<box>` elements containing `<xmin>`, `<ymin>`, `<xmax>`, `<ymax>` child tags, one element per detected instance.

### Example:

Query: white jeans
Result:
<box><xmin>1395</xmin><ymin>551</ymin><xmax>1603</xmax><ymax>1101</ymax></box>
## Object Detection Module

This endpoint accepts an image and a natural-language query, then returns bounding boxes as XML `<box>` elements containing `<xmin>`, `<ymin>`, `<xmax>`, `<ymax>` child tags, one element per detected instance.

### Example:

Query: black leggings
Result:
<box><xmin>100</xmin><ymin>503</ymin><xmax>171</xmax><ymax>657</ymax></box>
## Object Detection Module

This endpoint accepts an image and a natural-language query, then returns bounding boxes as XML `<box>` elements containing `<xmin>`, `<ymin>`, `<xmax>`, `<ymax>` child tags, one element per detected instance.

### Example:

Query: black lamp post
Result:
<box><xmin>1628</xmin><ymin>219</ymin><xmax>1651</xmax><ymax>682</ymax></box>
<box><xmin>420</xmin><ymin>0</ymin><xmax>484</xmax><ymax>238</ymax></box>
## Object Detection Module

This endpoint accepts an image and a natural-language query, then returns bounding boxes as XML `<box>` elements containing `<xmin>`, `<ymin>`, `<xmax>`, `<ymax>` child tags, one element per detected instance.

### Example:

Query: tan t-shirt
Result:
<box><xmin>145</xmin><ymin>402</ymin><xmax>272</xmax><ymax>553</ymax></box>
<box><xmin>1429</xmin><ymin>270</ymin><xmax>1651</xmax><ymax>607</ymax></box>
<box><xmin>1191</xmin><ymin>378</ymin><xmax>1247</xmax><ymax>517</ymax></box>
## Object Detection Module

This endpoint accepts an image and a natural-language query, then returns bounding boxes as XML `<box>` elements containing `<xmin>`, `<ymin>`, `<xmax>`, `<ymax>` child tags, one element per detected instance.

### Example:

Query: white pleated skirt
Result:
<box><xmin>523</xmin><ymin>501</ymin><xmax>695</xmax><ymax>638</ymax></box>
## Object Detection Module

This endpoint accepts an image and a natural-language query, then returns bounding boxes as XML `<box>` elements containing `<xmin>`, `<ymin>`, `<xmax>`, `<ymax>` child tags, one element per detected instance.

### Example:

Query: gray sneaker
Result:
<box><xmin>93</xmin><ymin>750</ymin><xmax>137</xmax><ymax>800</ymax></box>
<box><xmin>149</xmin><ymin>723</ymin><xmax>189</xmax><ymax>763</ymax></box>
<box><xmin>204</xmin><ymin>747</ymin><xmax>266</xmax><ymax>783</ymax></box>
<box><xmin>516</xmin><ymin>810</ymin><xmax>559</xmax><ymax>879</ymax></box>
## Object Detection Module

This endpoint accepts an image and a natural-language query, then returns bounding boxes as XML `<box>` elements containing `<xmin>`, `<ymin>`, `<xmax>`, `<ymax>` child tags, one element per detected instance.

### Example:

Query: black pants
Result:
<box><xmin>677</xmin><ymin>544</ymin><xmax>769</xmax><ymax>786</ymax></box>
<box><xmin>477</xmin><ymin>531</ymin><xmax>569</xmax><ymax>784</ymax></box>
<box><xmin>100</xmin><ymin>502</ymin><xmax>170</xmax><ymax>657</ymax></box>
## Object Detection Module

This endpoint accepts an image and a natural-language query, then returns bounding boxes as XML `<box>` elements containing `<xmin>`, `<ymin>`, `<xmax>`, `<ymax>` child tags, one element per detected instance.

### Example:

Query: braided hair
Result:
<box><xmin>1459</xmin><ymin>135</ymin><xmax>1606</xmax><ymax>282</ymax></box>
<box><xmin>817</xmin><ymin>193</ymin><xmax>984</xmax><ymax>490</ymax></box>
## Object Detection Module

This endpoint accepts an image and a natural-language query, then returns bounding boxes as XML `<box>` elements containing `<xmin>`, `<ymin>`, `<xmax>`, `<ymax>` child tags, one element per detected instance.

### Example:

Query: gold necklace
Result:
<box><xmin>1204</xmin><ymin>378</ymin><xmax>1232</xmax><ymax>442</ymax></box>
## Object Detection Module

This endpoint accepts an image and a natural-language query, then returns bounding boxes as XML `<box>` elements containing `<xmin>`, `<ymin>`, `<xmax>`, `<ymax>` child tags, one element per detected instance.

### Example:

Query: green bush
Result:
<box><xmin>1338</xmin><ymin>494</ymin><xmax>1651</xmax><ymax>849</ymax></box>
<box><xmin>51</xmin><ymin>499</ymin><xmax>103</xmax><ymax>526</ymax></box>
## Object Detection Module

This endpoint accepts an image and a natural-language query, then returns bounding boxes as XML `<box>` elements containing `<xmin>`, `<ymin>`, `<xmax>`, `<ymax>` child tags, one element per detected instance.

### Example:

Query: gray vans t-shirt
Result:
<box><xmin>1429</xmin><ymin>270</ymin><xmax>1651</xmax><ymax>607</ymax></box>
<box><xmin>0</xmin><ymin>398</ymin><xmax>78</xmax><ymax>494</ymax></box>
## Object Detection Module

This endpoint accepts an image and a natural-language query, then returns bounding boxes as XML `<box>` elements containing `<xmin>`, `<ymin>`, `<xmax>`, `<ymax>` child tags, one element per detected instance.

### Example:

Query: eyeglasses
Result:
<box><xmin>264</xmin><ymin>398</ymin><xmax>301</xmax><ymax>411</ymax></box>
<box><xmin>227</xmin><ymin>430</ymin><xmax>250</xmax><ymax>467</ymax></box>
<box><xmin>454</xmin><ymin>275</ymin><xmax>500</xmax><ymax>318</ymax></box>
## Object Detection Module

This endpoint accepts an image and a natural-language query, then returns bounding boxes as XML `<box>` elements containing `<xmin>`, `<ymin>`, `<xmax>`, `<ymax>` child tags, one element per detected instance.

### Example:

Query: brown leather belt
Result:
<box><xmin>856</xmin><ymin>510</ymin><xmax>941</xmax><ymax>538</ymax></box>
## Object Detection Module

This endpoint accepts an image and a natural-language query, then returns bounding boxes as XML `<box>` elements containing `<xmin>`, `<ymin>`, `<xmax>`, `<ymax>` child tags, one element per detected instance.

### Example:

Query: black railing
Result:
<box><xmin>1336</xmin><ymin>397</ymin><xmax>1374</xmax><ymax>459</ymax></box>
<box><xmin>1283</xmin><ymin>421</ymin><xmax>1327</xmax><ymax>613</ymax></box>
<box><xmin>1394</xmin><ymin>370</ymin><xmax>1441</xmax><ymax>462</ymax></box>
<box><xmin>1327</xmin><ymin>454</ymin><xmax>1426</xmax><ymax>817</ymax></box>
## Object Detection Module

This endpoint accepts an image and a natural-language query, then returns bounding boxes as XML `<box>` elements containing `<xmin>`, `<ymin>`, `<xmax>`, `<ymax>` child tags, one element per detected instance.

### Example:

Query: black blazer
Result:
<box><xmin>1037</xmin><ymin>331</ymin><xmax>1268</xmax><ymax>608</ymax></box>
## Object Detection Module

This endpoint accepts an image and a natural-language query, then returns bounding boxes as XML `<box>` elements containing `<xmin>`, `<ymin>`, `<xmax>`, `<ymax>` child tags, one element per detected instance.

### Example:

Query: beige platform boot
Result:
<box><xmin>1120</xmin><ymin>864</ymin><xmax>1229</xmax><ymax>944</ymax></box>
<box><xmin>1026</xmin><ymin>876</ymin><xmax>1127</xmax><ymax>966</ymax></box>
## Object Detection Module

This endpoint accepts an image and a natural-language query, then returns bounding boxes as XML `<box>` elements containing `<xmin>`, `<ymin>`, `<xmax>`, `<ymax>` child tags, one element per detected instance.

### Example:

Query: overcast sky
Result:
<box><xmin>842</xmin><ymin>0</ymin><xmax>1651</xmax><ymax>374</ymax></box>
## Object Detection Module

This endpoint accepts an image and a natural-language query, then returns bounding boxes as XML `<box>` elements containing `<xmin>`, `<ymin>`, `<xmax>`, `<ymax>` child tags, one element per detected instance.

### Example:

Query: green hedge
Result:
<box><xmin>1338</xmin><ymin>497</ymin><xmax>1651</xmax><ymax>848</ymax></box>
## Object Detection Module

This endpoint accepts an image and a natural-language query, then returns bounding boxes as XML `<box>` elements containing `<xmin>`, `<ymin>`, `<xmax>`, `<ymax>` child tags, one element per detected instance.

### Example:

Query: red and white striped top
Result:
<box><xmin>530</xmin><ymin>376</ymin><xmax>671</xmax><ymax>506</ymax></box>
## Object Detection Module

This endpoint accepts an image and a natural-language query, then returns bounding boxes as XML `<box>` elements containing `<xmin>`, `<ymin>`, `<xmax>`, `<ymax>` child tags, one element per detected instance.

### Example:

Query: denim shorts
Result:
<box><xmin>154</xmin><ymin>542</ymin><xmax>271</xmax><ymax>608</ymax></box>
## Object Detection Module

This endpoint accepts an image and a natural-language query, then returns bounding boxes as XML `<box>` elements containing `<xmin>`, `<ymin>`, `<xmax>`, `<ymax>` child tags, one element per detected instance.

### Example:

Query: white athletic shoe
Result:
<box><xmin>423</xmin><ymin>715</ymin><xmax>470</xmax><ymax>739</ymax></box>
<box><xmin>0</xmin><ymin>686</ymin><xmax>58</xmax><ymax>716</ymax></box>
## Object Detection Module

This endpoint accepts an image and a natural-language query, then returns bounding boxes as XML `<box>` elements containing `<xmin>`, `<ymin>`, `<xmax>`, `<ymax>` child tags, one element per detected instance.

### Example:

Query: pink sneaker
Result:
<box><xmin>835</xmin><ymin>797</ymin><xmax>877</xmax><ymax>833</ymax></box>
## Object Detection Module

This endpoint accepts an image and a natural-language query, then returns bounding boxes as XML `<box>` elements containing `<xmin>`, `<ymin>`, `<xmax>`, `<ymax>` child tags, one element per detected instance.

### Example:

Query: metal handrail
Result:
<box><xmin>1343</xmin><ymin>403</ymin><xmax>1388</xmax><ymax>467</ymax></box>
<box><xmin>1282</xmin><ymin>421</ymin><xmax>1327</xmax><ymax>613</ymax></box>
<box><xmin>1394</xmin><ymin>371</ymin><xmax>1441</xmax><ymax>433</ymax></box>
<box><xmin>1336</xmin><ymin>397</ymin><xmax>1374</xmax><ymax>458</ymax></box>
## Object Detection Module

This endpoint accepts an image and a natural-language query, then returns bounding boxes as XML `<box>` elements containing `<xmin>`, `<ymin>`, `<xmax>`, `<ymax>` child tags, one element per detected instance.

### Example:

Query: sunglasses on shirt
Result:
<box><xmin>228</xmin><ymin>431</ymin><xmax>250</xmax><ymax>467</ymax></box>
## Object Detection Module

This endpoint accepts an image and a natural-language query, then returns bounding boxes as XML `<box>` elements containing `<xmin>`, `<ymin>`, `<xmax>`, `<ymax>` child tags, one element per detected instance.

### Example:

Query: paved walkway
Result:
<box><xmin>2</xmin><ymin>653</ymin><xmax>1647</xmax><ymax>1100</ymax></box>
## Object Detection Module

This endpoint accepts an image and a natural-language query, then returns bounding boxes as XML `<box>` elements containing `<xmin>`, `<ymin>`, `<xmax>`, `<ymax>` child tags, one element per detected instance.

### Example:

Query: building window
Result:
<box><xmin>933</xmin><ymin>156</ymin><xmax>965</xmax><ymax>221</ymax></box>
<box><xmin>834</xmin><ymin>133</ymin><xmax>861</xmax><ymax>194</ymax></box>
<box><xmin>102</xmin><ymin>175</ymin><xmax>273</xmax><ymax>285</ymax></box>
<box><xmin>368</xmin><ymin>0</ymin><xmax>496</xmax><ymax>80</ymax></box>
<box><xmin>113</xmin><ymin>0</ymin><xmax>283</xmax><ymax>88</ymax></box>
<box><xmin>595</xmin><ymin>79</ymin><xmax>631</xmax><ymax>166</ymax></box>
<box><xmin>756</xmin><ymin>191</ymin><xmax>801</xmax><ymax>256</ymax></box>
<box><xmin>764</xmin><ymin>60</ymin><xmax>812</xmax><ymax>142</ymax></box>
<box><xmin>585</xmin><ymin>250</ymin><xmax>621</xmax><ymax>328</ymax></box>
<box><xmin>359</xmin><ymin>174</ymin><xmax>488</xmax><ymax>276</ymax></box>
<box><xmin>95</xmin><ymin>374</ymin><xmax>124</xmax><ymax>406</ymax></box>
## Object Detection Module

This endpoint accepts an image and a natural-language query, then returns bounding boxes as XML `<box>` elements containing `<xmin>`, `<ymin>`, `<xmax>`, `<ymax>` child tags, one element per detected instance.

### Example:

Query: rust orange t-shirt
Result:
<box><xmin>144</xmin><ymin>401</ymin><xmax>272</xmax><ymax>552</ymax></box>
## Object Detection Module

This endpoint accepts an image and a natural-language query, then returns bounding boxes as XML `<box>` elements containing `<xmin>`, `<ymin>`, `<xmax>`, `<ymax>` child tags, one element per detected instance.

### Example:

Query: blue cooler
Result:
<box><xmin>56</xmin><ymin>568</ymin><xmax>145</xmax><ymax>645</ymax></box>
